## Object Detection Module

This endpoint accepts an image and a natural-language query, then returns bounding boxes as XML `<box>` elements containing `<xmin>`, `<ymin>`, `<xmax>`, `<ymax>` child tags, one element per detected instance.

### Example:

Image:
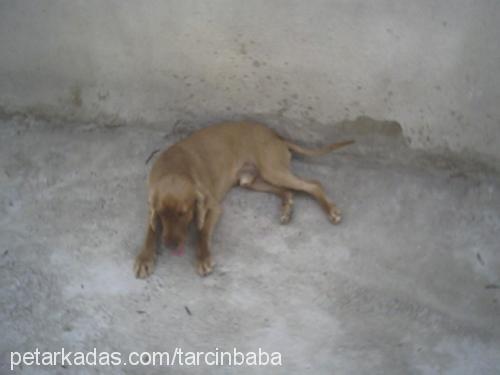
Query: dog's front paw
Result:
<box><xmin>328</xmin><ymin>206</ymin><xmax>342</xmax><ymax>224</ymax></box>
<box><xmin>196</xmin><ymin>257</ymin><xmax>214</xmax><ymax>277</ymax></box>
<box><xmin>134</xmin><ymin>254</ymin><xmax>156</xmax><ymax>279</ymax></box>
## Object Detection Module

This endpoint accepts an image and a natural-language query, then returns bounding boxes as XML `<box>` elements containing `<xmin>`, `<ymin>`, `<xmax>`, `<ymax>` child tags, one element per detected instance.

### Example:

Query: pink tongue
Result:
<box><xmin>172</xmin><ymin>243</ymin><xmax>185</xmax><ymax>256</ymax></box>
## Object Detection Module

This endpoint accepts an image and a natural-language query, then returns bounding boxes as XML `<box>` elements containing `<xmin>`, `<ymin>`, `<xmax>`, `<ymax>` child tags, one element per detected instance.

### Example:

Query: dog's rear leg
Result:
<box><xmin>240</xmin><ymin>174</ymin><xmax>294</xmax><ymax>224</ymax></box>
<box><xmin>134</xmin><ymin>221</ymin><xmax>157</xmax><ymax>278</ymax></box>
<box><xmin>197</xmin><ymin>204</ymin><xmax>221</xmax><ymax>276</ymax></box>
<box><xmin>261</xmin><ymin>169</ymin><xmax>342</xmax><ymax>224</ymax></box>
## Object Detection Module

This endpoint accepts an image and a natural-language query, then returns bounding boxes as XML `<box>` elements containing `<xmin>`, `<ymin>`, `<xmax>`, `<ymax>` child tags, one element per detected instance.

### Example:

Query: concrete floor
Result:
<box><xmin>1</xmin><ymin>116</ymin><xmax>499</xmax><ymax>374</ymax></box>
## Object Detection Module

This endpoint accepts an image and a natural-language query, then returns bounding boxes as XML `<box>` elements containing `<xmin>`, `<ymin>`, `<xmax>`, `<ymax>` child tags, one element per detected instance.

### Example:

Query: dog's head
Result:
<box><xmin>149</xmin><ymin>175</ymin><xmax>206</xmax><ymax>249</ymax></box>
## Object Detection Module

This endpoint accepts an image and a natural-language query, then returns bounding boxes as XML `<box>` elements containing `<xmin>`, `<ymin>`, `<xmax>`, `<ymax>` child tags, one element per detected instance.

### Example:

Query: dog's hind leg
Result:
<box><xmin>240</xmin><ymin>176</ymin><xmax>294</xmax><ymax>224</ymax></box>
<box><xmin>258</xmin><ymin>145</ymin><xmax>342</xmax><ymax>224</ymax></box>
<box><xmin>262</xmin><ymin>169</ymin><xmax>341</xmax><ymax>224</ymax></box>
<box><xmin>238</xmin><ymin>163</ymin><xmax>294</xmax><ymax>224</ymax></box>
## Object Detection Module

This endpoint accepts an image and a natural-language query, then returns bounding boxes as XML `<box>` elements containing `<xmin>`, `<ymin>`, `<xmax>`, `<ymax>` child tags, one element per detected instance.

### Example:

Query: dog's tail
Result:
<box><xmin>286</xmin><ymin>139</ymin><xmax>354</xmax><ymax>157</ymax></box>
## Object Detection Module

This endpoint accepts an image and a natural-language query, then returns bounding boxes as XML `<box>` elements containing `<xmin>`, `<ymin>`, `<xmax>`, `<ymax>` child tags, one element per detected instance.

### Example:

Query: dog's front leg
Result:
<box><xmin>197</xmin><ymin>204</ymin><xmax>221</xmax><ymax>276</ymax></box>
<box><xmin>134</xmin><ymin>220</ymin><xmax>157</xmax><ymax>279</ymax></box>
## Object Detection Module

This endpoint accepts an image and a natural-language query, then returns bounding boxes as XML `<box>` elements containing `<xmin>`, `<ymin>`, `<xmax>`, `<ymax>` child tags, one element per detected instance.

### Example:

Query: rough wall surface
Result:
<box><xmin>1</xmin><ymin>0</ymin><xmax>500</xmax><ymax>160</ymax></box>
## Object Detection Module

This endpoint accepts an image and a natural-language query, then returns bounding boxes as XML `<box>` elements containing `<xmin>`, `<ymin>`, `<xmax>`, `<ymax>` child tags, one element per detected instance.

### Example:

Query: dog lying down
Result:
<box><xmin>134</xmin><ymin>121</ymin><xmax>353</xmax><ymax>278</ymax></box>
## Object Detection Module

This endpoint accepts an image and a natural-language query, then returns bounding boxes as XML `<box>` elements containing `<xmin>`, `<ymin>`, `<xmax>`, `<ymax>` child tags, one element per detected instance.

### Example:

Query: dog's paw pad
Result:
<box><xmin>280</xmin><ymin>207</ymin><xmax>292</xmax><ymax>224</ymax></box>
<box><xmin>328</xmin><ymin>207</ymin><xmax>342</xmax><ymax>224</ymax></box>
<box><xmin>134</xmin><ymin>255</ymin><xmax>155</xmax><ymax>279</ymax></box>
<box><xmin>280</xmin><ymin>195</ymin><xmax>293</xmax><ymax>224</ymax></box>
<box><xmin>197</xmin><ymin>258</ymin><xmax>214</xmax><ymax>277</ymax></box>
<box><xmin>280</xmin><ymin>213</ymin><xmax>291</xmax><ymax>225</ymax></box>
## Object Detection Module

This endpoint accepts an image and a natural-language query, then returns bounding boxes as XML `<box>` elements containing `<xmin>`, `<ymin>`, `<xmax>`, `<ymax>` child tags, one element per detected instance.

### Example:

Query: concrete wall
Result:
<box><xmin>1</xmin><ymin>1</ymin><xmax>499</xmax><ymax>161</ymax></box>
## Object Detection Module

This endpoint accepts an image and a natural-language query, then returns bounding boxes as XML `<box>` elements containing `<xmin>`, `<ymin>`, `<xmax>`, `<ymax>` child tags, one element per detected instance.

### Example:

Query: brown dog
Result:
<box><xmin>134</xmin><ymin>121</ymin><xmax>353</xmax><ymax>278</ymax></box>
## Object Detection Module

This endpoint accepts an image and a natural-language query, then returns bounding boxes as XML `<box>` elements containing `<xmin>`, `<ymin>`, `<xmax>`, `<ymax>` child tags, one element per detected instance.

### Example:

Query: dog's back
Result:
<box><xmin>151</xmin><ymin>122</ymin><xmax>282</xmax><ymax>195</ymax></box>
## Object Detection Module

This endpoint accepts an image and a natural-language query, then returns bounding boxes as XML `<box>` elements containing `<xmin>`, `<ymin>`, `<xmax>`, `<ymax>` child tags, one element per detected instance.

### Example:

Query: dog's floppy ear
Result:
<box><xmin>195</xmin><ymin>189</ymin><xmax>208</xmax><ymax>230</ymax></box>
